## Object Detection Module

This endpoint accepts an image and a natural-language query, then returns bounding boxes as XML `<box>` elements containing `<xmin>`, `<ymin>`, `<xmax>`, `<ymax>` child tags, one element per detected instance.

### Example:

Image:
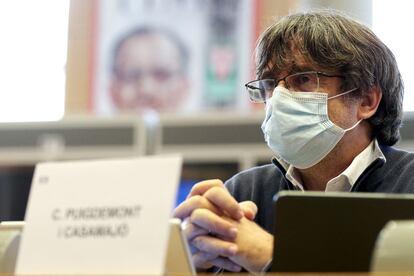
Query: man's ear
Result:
<box><xmin>358</xmin><ymin>86</ymin><xmax>382</xmax><ymax>120</ymax></box>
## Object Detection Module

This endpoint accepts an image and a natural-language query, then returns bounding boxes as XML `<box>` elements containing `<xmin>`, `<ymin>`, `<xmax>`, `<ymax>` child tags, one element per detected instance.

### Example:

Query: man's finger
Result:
<box><xmin>190</xmin><ymin>208</ymin><xmax>238</xmax><ymax>239</ymax></box>
<box><xmin>187</xmin><ymin>179</ymin><xmax>224</xmax><ymax>198</ymax></box>
<box><xmin>182</xmin><ymin>219</ymin><xmax>209</xmax><ymax>241</ymax></box>
<box><xmin>192</xmin><ymin>250</ymin><xmax>218</xmax><ymax>263</ymax></box>
<box><xmin>193</xmin><ymin>251</ymin><xmax>242</xmax><ymax>272</ymax></box>
<box><xmin>191</xmin><ymin>234</ymin><xmax>238</xmax><ymax>257</ymax></box>
<box><xmin>209</xmin><ymin>257</ymin><xmax>242</xmax><ymax>272</ymax></box>
<box><xmin>239</xmin><ymin>201</ymin><xmax>258</xmax><ymax>221</ymax></box>
<box><xmin>204</xmin><ymin>186</ymin><xmax>243</xmax><ymax>220</ymax></box>
<box><xmin>192</xmin><ymin>256</ymin><xmax>212</xmax><ymax>270</ymax></box>
<box><xmin>173</xmin><ymin>194</ymin><xmax>222</xmax><ymax>220</ymax></box>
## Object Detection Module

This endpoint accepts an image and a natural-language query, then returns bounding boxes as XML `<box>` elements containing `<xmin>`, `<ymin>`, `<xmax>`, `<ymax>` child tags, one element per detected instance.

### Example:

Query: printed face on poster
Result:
<box><xmin>92</xmin><ymin>0</ymin><xmax>258</xmax><ymax>115</ymax></box>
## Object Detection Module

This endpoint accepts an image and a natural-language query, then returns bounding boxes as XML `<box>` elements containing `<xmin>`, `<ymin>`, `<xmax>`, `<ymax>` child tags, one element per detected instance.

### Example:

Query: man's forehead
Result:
<box><xmin>262</xmin><ymin>61</ymin><xmax>316</xmax><ymax>79</ymax></box>
<box><xmin>261</xmin><ymin>53</ymin><xmax>334</xmax><ymax>79</ymax></box>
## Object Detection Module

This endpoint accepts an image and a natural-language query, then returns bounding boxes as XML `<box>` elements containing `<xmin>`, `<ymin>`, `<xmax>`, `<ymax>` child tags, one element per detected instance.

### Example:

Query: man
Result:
<box><xmin>173</xmin><ymin>11</ymin><xmax>414</xmax><ymax>273</ymax></box>
<box><xmin>109</xmin><ymin>26</ymin><xmax>189</xmax><ymax>112</ymax></box>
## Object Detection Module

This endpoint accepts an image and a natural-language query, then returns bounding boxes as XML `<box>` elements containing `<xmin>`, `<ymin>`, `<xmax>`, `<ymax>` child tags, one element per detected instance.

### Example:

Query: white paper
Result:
<box><xmin>16</xmin><ymin>155</ymin><xmax>182</xmax><ymax>275</ymax></box>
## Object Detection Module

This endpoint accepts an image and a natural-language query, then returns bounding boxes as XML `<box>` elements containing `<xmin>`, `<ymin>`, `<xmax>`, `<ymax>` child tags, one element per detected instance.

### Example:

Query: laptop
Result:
<box><xmin>271</xmin><ymin>191</ymin><xmax>414</xmax><ymax>272</ymax></box>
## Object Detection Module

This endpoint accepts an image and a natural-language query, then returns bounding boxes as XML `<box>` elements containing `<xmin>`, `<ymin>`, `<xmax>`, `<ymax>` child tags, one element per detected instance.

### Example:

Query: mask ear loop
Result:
<box><xmin>344</xmin><ymin>119</ymin><xmax>363</xmax><ymax>132</ymax></box>
<box><xmin>326</xmin><ymin>87</ymin><xmax>362</xmax><ymax>132</ymax></box>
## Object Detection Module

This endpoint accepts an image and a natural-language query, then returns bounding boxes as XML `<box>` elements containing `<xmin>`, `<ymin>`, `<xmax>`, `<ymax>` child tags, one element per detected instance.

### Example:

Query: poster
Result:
<box><xmin>92</xmin><ymin>0</ymin><xmax>258</xmax><ymax>114</ymax></box>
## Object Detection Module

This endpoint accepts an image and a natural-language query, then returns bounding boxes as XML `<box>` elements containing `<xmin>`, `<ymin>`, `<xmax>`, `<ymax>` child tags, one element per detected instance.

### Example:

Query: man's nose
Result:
<box><xmin>276</xmin><ymin>80</ymin><xmax>288</xmax><ymax>89</ymax></box>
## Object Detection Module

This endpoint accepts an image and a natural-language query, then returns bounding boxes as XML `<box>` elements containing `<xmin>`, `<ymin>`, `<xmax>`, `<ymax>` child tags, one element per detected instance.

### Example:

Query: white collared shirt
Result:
<box><xmin>276</xmin><ymin>139</ymin><xmax>386</xmax><ymax>192</ymax></box>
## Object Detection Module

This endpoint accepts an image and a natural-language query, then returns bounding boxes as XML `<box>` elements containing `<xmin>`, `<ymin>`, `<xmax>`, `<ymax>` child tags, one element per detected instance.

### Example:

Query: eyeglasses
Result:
<box><xmin>245</xmin><ymin>71</ymin><xmax>345</xmax><ymax>103</ymax></box>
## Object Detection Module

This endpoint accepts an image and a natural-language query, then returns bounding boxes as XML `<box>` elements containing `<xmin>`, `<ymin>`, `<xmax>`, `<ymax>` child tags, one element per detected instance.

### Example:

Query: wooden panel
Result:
<box><xmin>65</xmin><ymin>0</ymin><xmax>93</xmax><ymax>114</ymax></box>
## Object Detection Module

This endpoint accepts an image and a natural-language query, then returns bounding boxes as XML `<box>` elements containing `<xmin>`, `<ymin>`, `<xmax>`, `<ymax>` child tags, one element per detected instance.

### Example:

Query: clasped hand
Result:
<box><xmin>173</xmin><ymin>179</ymin><xmax>273</xmax><ymax>273</ymax></box>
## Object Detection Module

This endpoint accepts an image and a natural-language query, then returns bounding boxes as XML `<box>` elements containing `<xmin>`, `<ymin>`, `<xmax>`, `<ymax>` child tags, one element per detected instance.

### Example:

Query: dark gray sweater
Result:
<box><xmin>225</xmin><ymin>145</ymin><xmax>414</xmax><ymax>233</ymax></box>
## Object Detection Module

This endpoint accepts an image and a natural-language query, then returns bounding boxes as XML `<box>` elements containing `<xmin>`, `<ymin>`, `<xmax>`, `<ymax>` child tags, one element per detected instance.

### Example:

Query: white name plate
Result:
<box><xmin>16</xmin><ymin>155</ymin><xmax>182</xmax><ymax>275</ymax></box>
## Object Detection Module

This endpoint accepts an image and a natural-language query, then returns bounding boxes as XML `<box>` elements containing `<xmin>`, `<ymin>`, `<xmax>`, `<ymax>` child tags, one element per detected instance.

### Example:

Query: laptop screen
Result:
<box><xmin>271</xmin><ymin>191</ymin><xmax>414</xmax><ymax>272</ymax></box>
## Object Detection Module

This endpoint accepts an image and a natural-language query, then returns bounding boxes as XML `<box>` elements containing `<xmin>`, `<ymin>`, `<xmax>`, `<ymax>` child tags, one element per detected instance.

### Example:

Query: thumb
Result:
<box><xmin>238</xmin><ymin>201</ymin><xmax>258</xmax><ymax>220</ymax></box>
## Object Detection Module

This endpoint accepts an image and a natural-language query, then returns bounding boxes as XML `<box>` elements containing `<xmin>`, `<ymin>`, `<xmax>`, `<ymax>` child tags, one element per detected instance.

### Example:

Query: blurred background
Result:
<box><xmin>0</xmin><ymin>0</ymin><xmax>414</xmax><ymax>220</ymax></box>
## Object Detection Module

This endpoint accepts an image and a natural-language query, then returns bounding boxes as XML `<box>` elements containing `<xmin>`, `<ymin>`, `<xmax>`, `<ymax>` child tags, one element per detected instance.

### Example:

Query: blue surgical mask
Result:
<box><xmin>261</xmin><ymin>86</ymin><xmax>360</xmax><ymax>169</ymax></box>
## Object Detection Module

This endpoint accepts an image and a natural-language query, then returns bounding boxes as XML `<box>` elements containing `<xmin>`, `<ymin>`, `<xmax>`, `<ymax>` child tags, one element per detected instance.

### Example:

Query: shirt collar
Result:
<box><xmin>276</xmin><ymin>139</ymin><xmax>386</xmax><ymax>192</ymax></box>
